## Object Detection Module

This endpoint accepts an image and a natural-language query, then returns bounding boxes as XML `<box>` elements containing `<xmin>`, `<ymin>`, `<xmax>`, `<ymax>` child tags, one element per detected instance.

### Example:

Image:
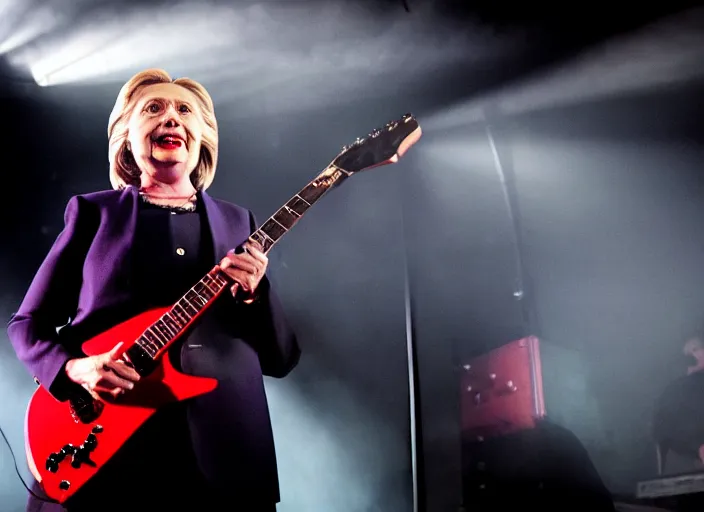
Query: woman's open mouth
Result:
<box><xmin>153</xmin><ymin>134</ymin><xmax>184</xmax><ymax>150</ymax></box>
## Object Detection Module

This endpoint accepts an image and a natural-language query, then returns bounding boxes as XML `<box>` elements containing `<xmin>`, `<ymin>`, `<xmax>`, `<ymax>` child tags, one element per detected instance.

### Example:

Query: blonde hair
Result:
<box><xmin>107</xmin><ymin>68</ymin><xmax>218</xmax><ymax>191</ymax></box>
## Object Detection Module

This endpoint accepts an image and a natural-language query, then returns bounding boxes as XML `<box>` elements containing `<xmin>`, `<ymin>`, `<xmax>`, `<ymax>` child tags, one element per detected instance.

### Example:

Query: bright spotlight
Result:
<box><xmin>30</xmin><ymin>67</ymin><xmax>48</xmax><ymax>87</ymax></box>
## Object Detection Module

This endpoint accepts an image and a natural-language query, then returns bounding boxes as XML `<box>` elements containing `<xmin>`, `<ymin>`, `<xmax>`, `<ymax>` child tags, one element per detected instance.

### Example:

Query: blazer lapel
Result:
<box><xmin>200</xmin><ymin>190</ymin><xmax>233</xmax><ymax>264</ymax></box>
<box><xmin>103</xmin><ymin>186</ymin><xmax>140</xmax><ymax>305</ymax></box>
<box><xmin>122</xmin><ymin>185</ymin><xmax>140</xmax><ymax>235</ymax></box>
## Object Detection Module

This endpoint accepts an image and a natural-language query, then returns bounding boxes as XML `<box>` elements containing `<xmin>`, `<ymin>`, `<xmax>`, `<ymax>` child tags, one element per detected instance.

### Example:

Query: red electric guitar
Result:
<box><xmin>24</xmin><ymin>114</ymin><xmax>421</xmax><ymax>504</ymax></box>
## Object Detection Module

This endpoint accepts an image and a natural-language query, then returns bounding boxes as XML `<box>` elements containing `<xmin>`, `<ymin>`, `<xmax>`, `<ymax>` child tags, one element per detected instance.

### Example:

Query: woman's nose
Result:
<box><xmin>161</xmin><ymin>106</ymin><xmax>180</xmax><ymax>127</ymax></box>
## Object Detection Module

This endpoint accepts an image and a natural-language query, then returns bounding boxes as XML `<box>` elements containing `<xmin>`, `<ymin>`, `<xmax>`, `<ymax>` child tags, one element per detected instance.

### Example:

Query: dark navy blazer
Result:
<box><xmin>8</xmin><ymin>185</ymin><xmax>300</xmax><ymax>504</ymax></box>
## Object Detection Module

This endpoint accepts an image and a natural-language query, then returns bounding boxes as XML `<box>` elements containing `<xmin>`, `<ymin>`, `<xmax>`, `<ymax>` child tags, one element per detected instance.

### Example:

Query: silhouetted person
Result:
<box><xmin>653</xmin><ymin>336</ymin><xmax>704</xmax><ymax>467</ymax></box>
<box><xmin>463</xmin><ymin>419</ymin><xmax>616</xmax><ymax>510</ymax></box>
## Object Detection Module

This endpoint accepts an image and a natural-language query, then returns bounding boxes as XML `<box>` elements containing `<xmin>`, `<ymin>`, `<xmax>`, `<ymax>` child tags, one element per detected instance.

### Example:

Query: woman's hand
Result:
<box><xmin>219</xmin><ymin>241</ymin><xmax>268</xmax><ymax>297</ymax></box>
<box><xmin>65</xmin><ymin>342</ymin><xmax>141</xmax><ymax>400</ymax></box>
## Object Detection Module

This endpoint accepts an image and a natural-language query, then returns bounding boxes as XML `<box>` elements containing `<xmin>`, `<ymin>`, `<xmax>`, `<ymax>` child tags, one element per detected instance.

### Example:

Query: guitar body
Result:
<box><xmin>24</xmin><ymin>307</ymin><xmax>218</xmax><ymax>504</ymax></box>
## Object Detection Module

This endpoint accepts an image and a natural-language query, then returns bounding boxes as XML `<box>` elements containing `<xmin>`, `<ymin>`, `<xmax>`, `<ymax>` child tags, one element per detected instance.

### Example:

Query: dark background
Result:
<box><xmin>0</xmin><ymin>1</ymin><xmax>703</xmax><ymax>510</ymax></box>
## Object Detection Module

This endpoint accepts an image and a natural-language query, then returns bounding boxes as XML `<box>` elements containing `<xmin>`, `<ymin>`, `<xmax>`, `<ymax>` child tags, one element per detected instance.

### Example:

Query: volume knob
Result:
<box><xmin>84</xmin><ymin>433</ymin><xmax>98</xmax><ymax>451</ymax></box>
<box><xmin>45</xmin><ymin>457</ymin><xmax>59</xmax><ymax>473</ymax></box>
<box><xmin>70</xmin><ymin>445</ymin><xmax>89</xmax><ymax>468</ymax></box>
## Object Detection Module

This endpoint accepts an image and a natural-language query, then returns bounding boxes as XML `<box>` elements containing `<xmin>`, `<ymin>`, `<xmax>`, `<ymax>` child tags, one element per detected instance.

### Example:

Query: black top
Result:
<box><xmin>131</xmin><ymin>197</ymin><xmax>216</xmax><ymax>373</ymax></box>
<box><xmin>131</xmin><ymin>197</ymin><xmax>214</xmax><ymax>310</ymax></box>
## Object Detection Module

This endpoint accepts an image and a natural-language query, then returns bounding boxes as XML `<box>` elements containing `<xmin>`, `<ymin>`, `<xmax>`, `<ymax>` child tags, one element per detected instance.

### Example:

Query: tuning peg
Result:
<box><xmin>369</xmin><ymin>128</ymin><xmax>381</xmax><ymax>138</ymax></box>
<box><xmin>354</xmin><ymin>137</ymin><xmax>364</xmax><ymax>146</ymax></box>
<box><xmin>341</xmin><ymin>144</ymin><xmax>349</xmax><ymax>152</ymax></box>
<box><xmin>403</xmin><ymin>113</ymin><xmax>413</xmax><ymax>122</ymax></box>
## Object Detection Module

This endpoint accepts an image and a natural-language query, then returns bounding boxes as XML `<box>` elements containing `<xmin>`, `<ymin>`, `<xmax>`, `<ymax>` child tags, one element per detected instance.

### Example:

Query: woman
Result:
<box><xmin>8</xmin><ymin>69</ymin><xmax>300</xmax><ymax>511</ymax></box>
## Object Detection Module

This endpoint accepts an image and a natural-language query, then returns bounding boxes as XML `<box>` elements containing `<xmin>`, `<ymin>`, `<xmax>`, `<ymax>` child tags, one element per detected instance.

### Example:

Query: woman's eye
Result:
<box><xmin>179</xmin><ymin>105</ymin><xmax>191</xmax><ymax>113</ymax></box>
<box><xmin>147</xmin><ymin>103</ymin><xmax>160</xmax><ymax>113</ymax></box>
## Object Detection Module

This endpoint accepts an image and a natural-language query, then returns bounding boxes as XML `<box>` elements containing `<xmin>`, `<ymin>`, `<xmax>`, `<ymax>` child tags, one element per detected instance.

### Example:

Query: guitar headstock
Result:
<box><xmin>333</xmin><ymin>114</ymin><xmax>421</xmax><ymax>174</ymax></box>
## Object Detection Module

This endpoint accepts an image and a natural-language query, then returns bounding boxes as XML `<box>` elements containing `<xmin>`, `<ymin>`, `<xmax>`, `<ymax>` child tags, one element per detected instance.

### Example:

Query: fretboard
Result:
<box><xmin>127</xmin><ymin>268</ymin><xmax>231</xmax><ymax>365</ymax></box>
<box><xmin>126</xmin><ymin>164</ymin><xmax>348</xmax><ymax>369</ymax></box>
<box><xmin>250</xmin><ymin>164</ymin><xmax>349</xmax><ymax>253</ymax></box>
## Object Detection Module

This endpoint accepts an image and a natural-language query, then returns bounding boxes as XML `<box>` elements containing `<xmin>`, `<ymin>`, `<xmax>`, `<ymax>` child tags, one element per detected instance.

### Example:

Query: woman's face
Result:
<box><xmin>126</xmin><ymin>82</ymin><xmax>204</xmax><ymax>186</ymax></box>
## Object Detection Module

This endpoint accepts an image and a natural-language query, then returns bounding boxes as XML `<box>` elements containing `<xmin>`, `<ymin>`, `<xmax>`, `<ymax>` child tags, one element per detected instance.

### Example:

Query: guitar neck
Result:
<box><xmin>125</xmin><ymin>268</ymin><xmax>230</xmax><ymax>367</ymax></box>
<box><xmin>250</xmin><ymin>164</ymin><xmax>350</xmax><ymax>253</ymax></box>
<box><xmin>125</xmin><ymin>164</ymin><xmax>349</xmax><ymax>369</ymax></box>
